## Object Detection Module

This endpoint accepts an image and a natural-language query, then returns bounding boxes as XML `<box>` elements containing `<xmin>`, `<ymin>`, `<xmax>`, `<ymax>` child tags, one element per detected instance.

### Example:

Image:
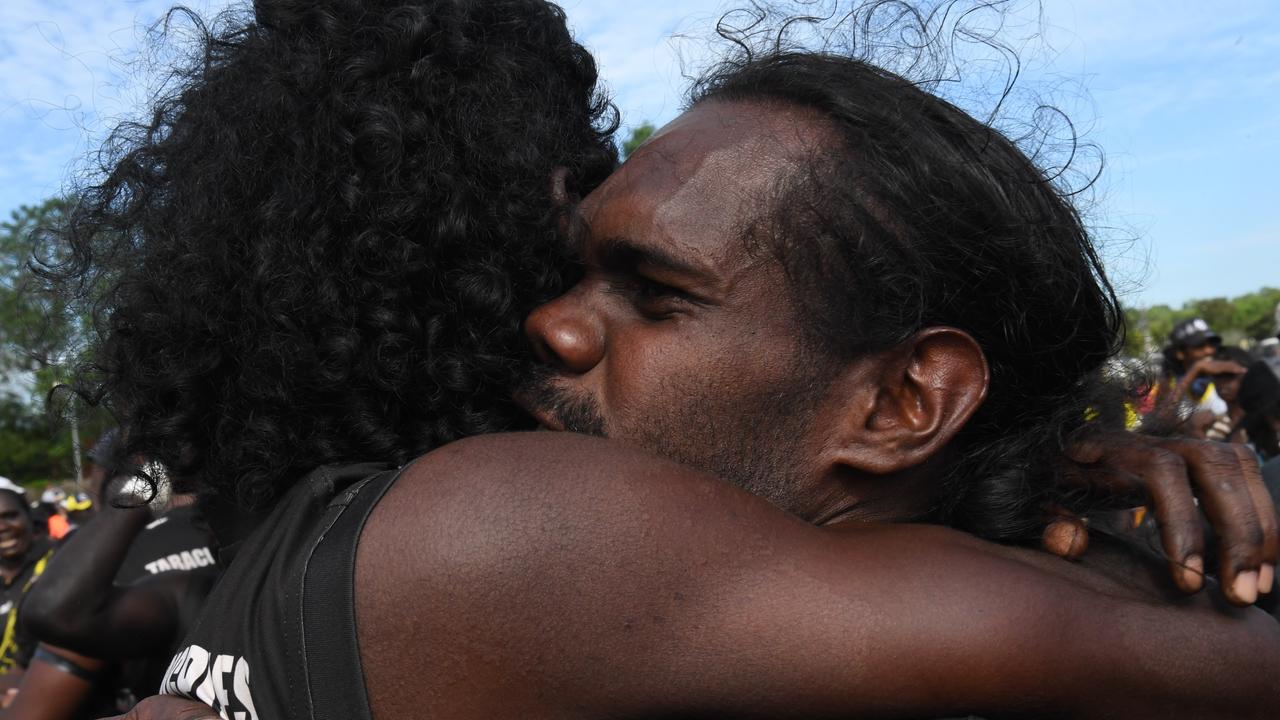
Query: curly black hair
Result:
<box><xmin>53</xmin><ymin>0</ymin><xmax>617</xmax><ymax>516</ymax></box>
<box><xmin>691</xmin><ymin>11</ymin><xmax>1124</xmax><ymax>543</ymax></box>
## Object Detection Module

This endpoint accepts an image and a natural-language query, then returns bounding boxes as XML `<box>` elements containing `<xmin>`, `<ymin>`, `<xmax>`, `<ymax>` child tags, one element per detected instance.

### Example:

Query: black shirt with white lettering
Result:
<box><xmin>102</xmin><ymin>504</ymin><xmax>222</xmax><ymax>714</ymax></box>
<box><xmin>115</xmin><ymin>505</ymin><xmax>218</xmax><ymax>583</ymax></box>
<box><xmin>162</xmin><ymin>462</ymin><xmax>396</xmax><ymax>720</ymax></box>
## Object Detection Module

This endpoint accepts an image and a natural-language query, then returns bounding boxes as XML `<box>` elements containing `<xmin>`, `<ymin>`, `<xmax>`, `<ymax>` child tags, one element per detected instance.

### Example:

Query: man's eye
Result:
<box><xmin>624</xmin><ymin>277</ymin><xmax>692</xmax><ymax>317</ymax></box>
<box><xmin>633</xmin><ymin>277</ymin><xmax>678</xmax><ymax>298</ymax></box>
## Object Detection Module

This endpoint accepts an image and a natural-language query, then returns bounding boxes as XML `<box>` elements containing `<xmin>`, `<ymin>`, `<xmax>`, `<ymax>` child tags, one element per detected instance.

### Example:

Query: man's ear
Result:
<box><xmin>828</xmin><ymin>327</ymin><xmax>989</xmax><ymax>476</ymax></box>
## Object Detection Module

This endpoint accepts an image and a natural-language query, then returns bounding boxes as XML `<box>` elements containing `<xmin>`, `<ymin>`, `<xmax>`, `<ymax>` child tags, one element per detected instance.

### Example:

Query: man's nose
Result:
<box><xmin>524</xmin><ymin>294</ymin><xmax>605</xmax><ymax>374</ymax></box>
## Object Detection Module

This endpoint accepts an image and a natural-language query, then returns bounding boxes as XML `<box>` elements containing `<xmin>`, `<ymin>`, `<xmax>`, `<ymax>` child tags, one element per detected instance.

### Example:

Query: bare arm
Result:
<box><xmin>22</xmin><ymin>503</ymin><xmax>189</xmax><ymax>659</ymax></box>
<box><xmin>355</xmin><ymin>433</ymin><xmax>1280</xmax><ymax>720</ymax></box>
<box><xmin>4</xmin><ymin>644</ymin><xmax>102</xmax><ymax>720</ymax></box>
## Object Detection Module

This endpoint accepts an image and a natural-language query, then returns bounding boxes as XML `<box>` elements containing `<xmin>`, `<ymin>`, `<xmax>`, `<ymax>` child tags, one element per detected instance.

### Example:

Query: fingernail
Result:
<box><xmin>1181</xmin><ymin>554</ymin><xmax>1204</xmax><ymax>590</ymax></box>
<box><xmin>1232</xmin><ymin>570</ymin><xmax>1259</xmax><ymax>605</ymax></box>
<box><xmin>1260</xmin><ymin>564</ymin><xmax>1274</xmax><ymax>594</ymax></box>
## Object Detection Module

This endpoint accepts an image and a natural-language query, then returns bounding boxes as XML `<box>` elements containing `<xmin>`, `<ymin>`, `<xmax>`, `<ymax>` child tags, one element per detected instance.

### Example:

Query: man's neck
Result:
<box><xmin>808</xmin><ymin>465</ymin><xmax>934</xmax><ymax>528</ymax></box>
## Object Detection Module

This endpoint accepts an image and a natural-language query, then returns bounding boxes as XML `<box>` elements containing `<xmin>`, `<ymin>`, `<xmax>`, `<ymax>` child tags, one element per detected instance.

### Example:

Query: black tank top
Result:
<box><xmin>89</xmin><ymin>504</ymin><xmax>223</xmax><ymax>718</ymax></box>
<box><xmin>161</xmin><ymin>462</ymin><xmax>397</xmax><ymax>720</ymax></box>
<box><xmin>116</xmin><ymin>505</ymin><xmax>217</xmax><ymax>583</ymax></box>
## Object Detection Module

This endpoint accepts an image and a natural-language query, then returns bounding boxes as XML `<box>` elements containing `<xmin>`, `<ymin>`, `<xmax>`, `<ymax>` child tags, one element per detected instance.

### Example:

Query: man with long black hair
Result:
<box><xmin>40</xmin><ymin>1</ymin><xmax>1278</xmax><ymax>718</ymax></box>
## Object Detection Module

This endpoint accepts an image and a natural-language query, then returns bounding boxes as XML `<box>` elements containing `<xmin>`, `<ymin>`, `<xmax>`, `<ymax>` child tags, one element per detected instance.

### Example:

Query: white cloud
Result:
<box><xmin>1</xmin><ymin>0</ymin><xmax>1274</xmax><ymax>308</ymax></box>
<box><xmin>0</xmin><ymin>0</ymin><xmax>236</xmax><ymax>210</ymax></box>
<box><xmin>564</xmin><ymin>0</ymin><xmax>729</xmax><ymax>131</ymax></box>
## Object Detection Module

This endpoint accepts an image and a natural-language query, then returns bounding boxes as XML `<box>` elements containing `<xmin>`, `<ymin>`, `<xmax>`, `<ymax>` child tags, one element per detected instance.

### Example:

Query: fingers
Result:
<box><xmin>1158</xmin><ymin>438</ymin><xmax>1273</xmax><ymax>605</ymax></box>
<box><xmin>1067</xmin><ymin>432</ymin><xmax>1206</xmax><ymax>590</ymax></box>
<box><xmin>1042</xmin><ymin>516</ymin><xmax>1089</xmax><ymax>560</ymax></box>
<box><xmin>1069</xmin><ymin>430</ymin><xmax>1278</xmax><ymax>605</ymax></box>
<box><xmin>1136</xmin><ymin>448</ymin><xmax>1207</xmax><ymax>593</ymax></box>
<box><xmin>1229</xmin><ymin>443</ymin><xmax>1278</xmax><ymax>594</ymax></box>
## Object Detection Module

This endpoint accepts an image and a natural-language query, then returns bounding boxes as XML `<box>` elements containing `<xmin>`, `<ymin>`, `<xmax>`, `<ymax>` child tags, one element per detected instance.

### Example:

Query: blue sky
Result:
<box><xmin>1</xmin><ymin>0</ymin><xmax>1276</xmax><ymax>308</ymax></box>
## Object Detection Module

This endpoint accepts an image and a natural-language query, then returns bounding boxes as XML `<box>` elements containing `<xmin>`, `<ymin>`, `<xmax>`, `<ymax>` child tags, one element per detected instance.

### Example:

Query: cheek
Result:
<box><xmin>603</xmin><ymin>324</ymin><xmax>798</xmax><ymax>431</ymax></box>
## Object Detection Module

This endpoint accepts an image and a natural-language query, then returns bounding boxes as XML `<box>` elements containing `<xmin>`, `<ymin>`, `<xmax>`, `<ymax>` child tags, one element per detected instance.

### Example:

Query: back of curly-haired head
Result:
<box><xmin>56</xmin><ymin>0</ymin><xmax>618</xmax><ymax>514</ymax></box>
<box><xmin>691</xmin><ymin>52</ymin><xmax>1123</xmax><ymax>543</ymax></box>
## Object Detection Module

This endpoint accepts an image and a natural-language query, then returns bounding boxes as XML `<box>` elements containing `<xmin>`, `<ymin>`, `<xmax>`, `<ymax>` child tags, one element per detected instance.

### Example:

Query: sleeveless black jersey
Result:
<box><xmin>102</xmin><ymin>504</ymin><xmax>223</xmax><ymax>717</ymax></box>
<box><xmin>116</xmin><ymin>505</ymin><xmax>217</xmax><ymax>583</ymax></box>
<box><xmin>161</xmin><ymin>462</ymin><xmax>397</xmax><ymax>720</ymax></box>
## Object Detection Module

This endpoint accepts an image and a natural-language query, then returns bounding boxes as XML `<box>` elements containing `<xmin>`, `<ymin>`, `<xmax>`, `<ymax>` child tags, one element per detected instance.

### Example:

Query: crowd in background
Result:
<box><xmin>0</xmin><ymin>432</ymin><xmax>217</xmax><ymax>719</ymax></box>
<box><xmin>1134</xmin><ymin>312</ymin><xmax>1280</xmax><ymax>467</ymax></box>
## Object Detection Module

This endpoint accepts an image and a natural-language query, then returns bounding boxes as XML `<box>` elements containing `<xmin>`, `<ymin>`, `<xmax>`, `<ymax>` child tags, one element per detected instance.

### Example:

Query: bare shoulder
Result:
<box><xmin>358</xmin><ymin>431</ymin><xmax>784</xmax><ymax>572</ymax></box>
<box><xmin>350</xmin><ymin>433</ymin><xmax>1280</xmax><ymax>718</ymax></box>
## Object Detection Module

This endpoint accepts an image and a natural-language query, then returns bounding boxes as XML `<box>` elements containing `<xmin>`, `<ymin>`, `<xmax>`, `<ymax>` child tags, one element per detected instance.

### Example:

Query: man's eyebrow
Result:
<box><xmin>596</xmin><ymin>235</ymin><xmax>715</xmax><ymax>282</ymax></box>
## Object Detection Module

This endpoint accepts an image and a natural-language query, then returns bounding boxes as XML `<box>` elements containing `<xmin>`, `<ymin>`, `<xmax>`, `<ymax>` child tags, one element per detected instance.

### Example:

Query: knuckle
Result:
<box><xmin>1229</xmin><ymin>443</ymin><xmax>1256</xmax><ymax>465</ymax></box>
<box><xmin>1198</xmin><ymin>443</ymin><xmax>1239</xmax><ymax>472</ymax></box>
<box><xmin>1226</xmin><ymin>525</ymin><xmax>1267</xmax><ymax>555</ymax></box>
<box><xmin>1149</xmin><ymin>451</ymin><xmax>1187</xmax><ymax>474</ymax></box>
<box><xmin>1163</xmin><ymin>519</ymin><xmax>1203</xmax><ymax>549</ymax></box>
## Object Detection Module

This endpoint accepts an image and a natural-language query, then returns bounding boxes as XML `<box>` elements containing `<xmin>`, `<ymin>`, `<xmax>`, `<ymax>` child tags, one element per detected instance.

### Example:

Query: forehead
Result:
<box><xmin>579</xmin><ymin>101</ymin><xmax>831</xmax><ymax>266</ymax></box>
<box><xmin>0</xmin><ymin>493</ymin><xmax>23</xmax><ymax>513</ymax></box>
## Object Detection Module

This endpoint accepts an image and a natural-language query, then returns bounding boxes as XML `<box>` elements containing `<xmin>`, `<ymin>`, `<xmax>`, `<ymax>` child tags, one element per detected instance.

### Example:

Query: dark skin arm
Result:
<box><xmin>2</xmin><ymin>644</ymin><xmax>102</xmax><ymax>720</ymax></box>
<box><xmin>22</xmin><ymin>499</ymin><xmax>195</xmax><ymax>660</ymax></box>
<box><xmin>351</xmin><ymin>433</ymin><xmax>1279</xmax><ymax>720</ymax></box>
<box><xmin>110</xmin><ymin>432</ymin><xmax>1280</xmax><ymax>719</ymax></box>
<box><xmin>1066</xmin><ymin>432</ymin><xmax>1278</xmax><ymax>602</ymax></box>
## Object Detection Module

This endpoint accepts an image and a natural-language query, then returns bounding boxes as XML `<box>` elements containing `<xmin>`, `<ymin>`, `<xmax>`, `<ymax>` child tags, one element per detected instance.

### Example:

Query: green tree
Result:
<box><xmin>622</xmin><ymin>122</ymin><xmax>656</xmax><ymax>159</ymax></box>
<box><xmin>0</xmin><ymin>198</ymin><xmax>112</xmax><ymax>486</ymax></box>
<box><xmin>1121</xmin><ymin>286</ymin><xmax>1280</xmax><ymax>359</ymax></box>
<box><xmin>1232</xmin><ymin>286</ymin><xmax>1280</xmax><ymax>339</ymax></box>
<box><xmin>0</xmin><ymin>198</ymin><xmax>80</xmax><ymax>382</ymax></box>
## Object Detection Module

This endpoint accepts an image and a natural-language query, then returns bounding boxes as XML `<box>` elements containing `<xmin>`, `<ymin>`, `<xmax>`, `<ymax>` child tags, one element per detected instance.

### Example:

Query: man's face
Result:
<box><xmin>1176</xmin><ymin>341</ymin><xmax>1217</xmax><ymax>366</ymax></box>
<box><xmin>520</xmin><ymin>101</ymin><xmax>859</xmax><ymax>520</ymax></box>
<box><xmin>1215</xmin><ymin>372</ymin><xmax>1243</xmax><ymax>404</ymax></box>
<box><xmin>0</xmin><ymin>493</ymin><xmax>32</xmax><ymax>561</ymax></box>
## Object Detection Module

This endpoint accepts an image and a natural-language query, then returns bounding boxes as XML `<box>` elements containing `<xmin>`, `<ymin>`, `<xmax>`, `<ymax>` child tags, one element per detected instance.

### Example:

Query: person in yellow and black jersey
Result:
<box><xmin>6</xmin><ymin>460</ymin><xmax>219</xmax><ymax>720</ymax></box>
<box><xmin>0</xmin><ymin>478</ymin><xmax>55</xmax><ymax>694</ymax></box>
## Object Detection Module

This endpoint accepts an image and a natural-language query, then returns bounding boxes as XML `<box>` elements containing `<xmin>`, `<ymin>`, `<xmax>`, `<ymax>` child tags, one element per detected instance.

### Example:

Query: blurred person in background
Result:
<box><xmin>1236</xmin><ymin>357</ymin><xmax>1280</xmax><ymax>616</ymax></box>
<box><xmin>36</xmin><ymin>491</ymin><xmax>66</xmax><ymax>542</ymax></box>
<box><xmin>9</xmin><ymin>446</ymin><xmax>219</xmax><ymax>719</ymax></box>
<box><xmin>0</xmin><ymin>479</ymin><xmax>54</xmax><ymax>694</ymax></box>
<box><xmin>1148</xmin><ymin>317</ymin><xmax>1246</xmax><ymax>437</ymax></box>
<box><xmin>1160</xmin><ymin>317</ymin><xmax>1230</xmax><ymax>413</ymax></box>
<box><xmin>1261</xmin><ymin>336</ymin><xmax>1279</xmax><ymax>360</ymax></box>
<box><xmin>55</xmin><ymin>495</ymin><xmax>94</xmax><ymax>539</ymax></box>
<box><xmin>1202</xmin><ymin>346</ymin><xmax>1254</xmax><ymax>442</ymax></box>
<box><xmin>1239</xmin><ymin>358</ymin><xmax>1280</xmax><ymax>469</ymax></box>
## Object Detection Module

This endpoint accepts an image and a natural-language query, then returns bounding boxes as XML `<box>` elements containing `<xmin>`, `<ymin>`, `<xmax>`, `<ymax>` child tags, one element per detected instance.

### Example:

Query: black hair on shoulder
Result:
<box><xmin>50</xmin><ymin>0</ymin><xmax>618</xmax><ymax>515</ymax></box>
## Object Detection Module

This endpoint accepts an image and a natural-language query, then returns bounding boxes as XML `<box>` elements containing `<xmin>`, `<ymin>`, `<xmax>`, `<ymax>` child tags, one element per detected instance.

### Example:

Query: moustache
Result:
<box><xmin>519</xmin><ymin>368</ymin><xmax>608</xmax><ymax>437</ymax></box>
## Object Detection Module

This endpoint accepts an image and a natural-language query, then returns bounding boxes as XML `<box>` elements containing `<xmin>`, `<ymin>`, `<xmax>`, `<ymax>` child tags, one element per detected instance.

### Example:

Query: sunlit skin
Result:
<box><xmin>522</xmin><ymin>100</ymin><xmax>981</xmax><ymax>525</ymax></box>
<box><xmin>107</xmin><ymin>101</ymin><xmax>1280</xmax><ymax>720</ymax></box>
<box><xmin>355</xmin><ymin>102</ymin><xmax>1280</xmax><ymax>719</ymax></box>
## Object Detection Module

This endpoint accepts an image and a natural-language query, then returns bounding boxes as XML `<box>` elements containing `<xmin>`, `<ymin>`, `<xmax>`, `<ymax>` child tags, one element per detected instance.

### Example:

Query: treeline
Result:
<box><xmin>1123</xmin><ymin>287</ymin><xmax>1280</xmax><ymax>358</ymax></box>
<box><xmin>1</xmin><ymin>199</ymin><xmax>113</xmax><ymax>486</ymax></box>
